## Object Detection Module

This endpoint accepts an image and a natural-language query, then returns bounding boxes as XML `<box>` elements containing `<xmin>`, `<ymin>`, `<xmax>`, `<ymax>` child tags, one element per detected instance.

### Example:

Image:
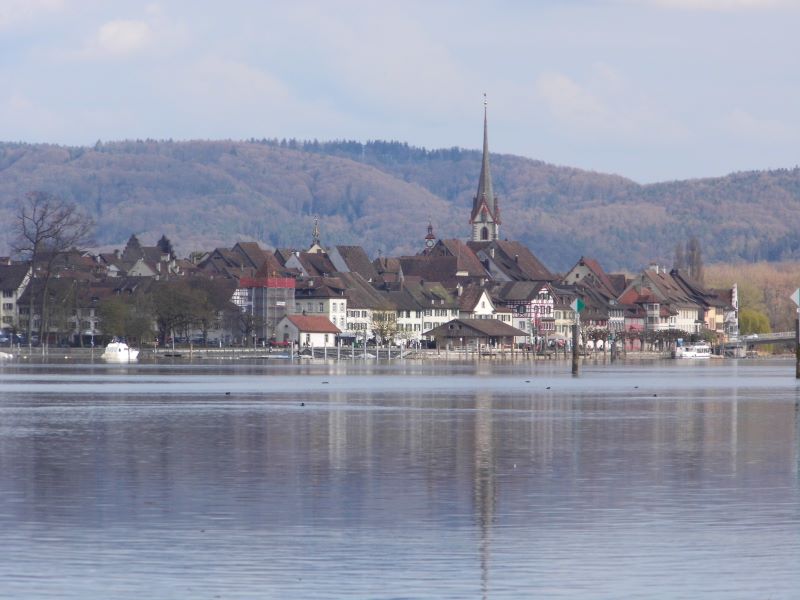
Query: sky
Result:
<box><xmin>1</xmin><ymin>0</ymin><xmax>798</xmax><ymax>183</ymax></box>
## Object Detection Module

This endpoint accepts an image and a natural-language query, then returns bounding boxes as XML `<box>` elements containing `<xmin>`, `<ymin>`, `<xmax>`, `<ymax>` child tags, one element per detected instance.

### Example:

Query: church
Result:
<box><xmin>469</xmin><ymin>97</ymin><xmax>501</xmax><ymax>243</ymax></box>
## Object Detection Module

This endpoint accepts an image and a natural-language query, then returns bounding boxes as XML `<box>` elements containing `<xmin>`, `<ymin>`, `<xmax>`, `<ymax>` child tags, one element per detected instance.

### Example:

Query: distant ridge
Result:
<box><xmin>2</xmin><ymin>138</ymin><xmax>799</xmax><ymax>271</ymax></box>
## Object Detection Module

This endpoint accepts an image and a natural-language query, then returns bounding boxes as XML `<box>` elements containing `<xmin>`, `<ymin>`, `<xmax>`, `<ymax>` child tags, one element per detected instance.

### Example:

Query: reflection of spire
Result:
<box><xmin>473</xmin><ymin>392</ymin><xmax>495</xmax><ymax>600</ymax></box>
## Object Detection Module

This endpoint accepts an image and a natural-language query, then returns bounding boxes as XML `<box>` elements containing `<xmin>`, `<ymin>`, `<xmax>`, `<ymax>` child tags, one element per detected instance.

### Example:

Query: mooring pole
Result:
<box><xmin>572</xmin><ymin>315</ymin><xmax>579</xmax><ymax>376</ymax></box>
<box><xmin>795</xmin><ymin>308</ymin><xmax>799</xmax><ymax>379</ymax></box>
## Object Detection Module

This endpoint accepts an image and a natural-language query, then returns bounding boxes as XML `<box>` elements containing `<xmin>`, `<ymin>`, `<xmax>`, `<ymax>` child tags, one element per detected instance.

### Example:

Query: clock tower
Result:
<box><xmin>423</xmin><ymin>220</ymin><xmax>436</xmax><ymax>254</ymax></box>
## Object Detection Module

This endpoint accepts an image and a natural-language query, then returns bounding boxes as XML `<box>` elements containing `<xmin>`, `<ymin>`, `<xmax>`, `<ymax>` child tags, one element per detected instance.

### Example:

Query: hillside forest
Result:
<box><xmin>2</xmin><ymin>138</ymin><xmax>800</xmax><ymax>275</ymax></box>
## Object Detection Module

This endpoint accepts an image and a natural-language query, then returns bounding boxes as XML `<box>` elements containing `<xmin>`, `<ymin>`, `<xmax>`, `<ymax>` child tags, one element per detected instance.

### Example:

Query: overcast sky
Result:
<box><xmin>1</xmin><ymin>0</ymin><xmax>798</xmax><ymax>183</ymax></box>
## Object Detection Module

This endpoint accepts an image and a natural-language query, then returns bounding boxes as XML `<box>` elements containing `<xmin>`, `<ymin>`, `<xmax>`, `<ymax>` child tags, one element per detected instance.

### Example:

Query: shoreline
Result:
<box><xmin>1</xmin><ymin>346</ymin><xmax>785</xmax><ymax>362</ymax></box>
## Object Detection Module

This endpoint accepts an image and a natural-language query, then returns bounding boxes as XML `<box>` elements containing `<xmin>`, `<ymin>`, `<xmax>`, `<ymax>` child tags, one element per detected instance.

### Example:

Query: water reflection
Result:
<box><xmin>0</xmin><ymin>360</ymin><xmax>799</xmax><ymax>598</ymax></box>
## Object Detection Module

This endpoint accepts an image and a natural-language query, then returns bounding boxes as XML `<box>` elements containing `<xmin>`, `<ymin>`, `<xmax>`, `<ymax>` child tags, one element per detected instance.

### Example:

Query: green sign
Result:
<box><xmin>570</xmin><ymin>298</ymin><xmax>585</xmax><ymax>313</ymax></box>
<box><xmin>791</xmin><ymin>288</ymin><xmax>800</xmax><ymax>306</ymax></box>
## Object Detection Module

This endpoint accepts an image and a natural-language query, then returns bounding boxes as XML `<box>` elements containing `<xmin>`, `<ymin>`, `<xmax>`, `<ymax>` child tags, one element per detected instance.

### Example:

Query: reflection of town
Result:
<box><xmin>2</xmin><ymin>385</ymin><xmax>798</xmax><ymax>596</ymax></box>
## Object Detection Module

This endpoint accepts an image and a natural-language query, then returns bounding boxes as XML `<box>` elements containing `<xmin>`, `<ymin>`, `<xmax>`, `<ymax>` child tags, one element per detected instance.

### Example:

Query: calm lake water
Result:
<box><xmin>1</xmin><ymin>357</ymin><xmax>798</xmax><ymax>599</ymax></box>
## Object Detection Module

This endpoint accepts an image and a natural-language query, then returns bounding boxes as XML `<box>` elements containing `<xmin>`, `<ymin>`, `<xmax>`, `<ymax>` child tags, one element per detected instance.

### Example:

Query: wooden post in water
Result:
<box><xmin>792</xmin><ymin>289</ymin><xmax>800</xmax><ymax>379</ymax></box>
<box><xmin>795</xmin><ymin>309</ymin><xmax>800</xmax><ymax>379</ymax></box>
<box><xmin>571</xmin><ymin>321</ymin><xmax>579</xmax><ymax>375</ymax></box>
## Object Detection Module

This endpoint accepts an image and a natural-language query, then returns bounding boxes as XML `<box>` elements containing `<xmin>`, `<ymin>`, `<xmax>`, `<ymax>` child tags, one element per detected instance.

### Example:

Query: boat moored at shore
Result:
<box><xmin>673</xmin><ymin>342</ymin><xmax>712</xmax><ymax>359</ymax></box>
<box><xmin>101</xmin><ymin>340</ymin><xmax>139</xmax><ymax>362</ymax></box>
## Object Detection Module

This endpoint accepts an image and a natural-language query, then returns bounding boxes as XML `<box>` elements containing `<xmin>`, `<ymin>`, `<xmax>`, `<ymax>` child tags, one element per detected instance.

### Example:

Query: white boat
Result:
<box><xmin>101</xmin><ymin>340</ymin><xmax>139</xmax><ymax>362</ymax></box>
<box><xmin>674</xmin><ymin>343</ymin><xmax>712</xmax><ymax>359</ymax></box>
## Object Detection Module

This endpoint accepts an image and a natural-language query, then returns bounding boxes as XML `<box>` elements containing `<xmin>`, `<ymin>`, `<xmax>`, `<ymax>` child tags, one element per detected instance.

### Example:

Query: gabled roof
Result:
<box><xmin>491</xmin><ymin>280</ymin><xmax>548</xmax><ymax>302</ymax></box>
<box><xmin>405</xmin><ymin>280</ymin><xmax>459</xmax><ymax>309</ymax></box>
<box><xmin>429</xmin><ymin>239</ymin><xmax>487</xmax><ymax>277</ymax></box>
<box><xmin>284</xmin><ymin>314</ymin><xmax>341</xmax><ymax>334</ymax></box>
<box><xmin>373</xmin><ymin>257</ymin><xmax>403</xmax><ymax>284</ymax></box>
<box><xmin>295</xmin><ymin>276</ymin><xmax>347</xmax><ymax>300</ymax></box>
<box><xmin>470</xmin><ymin>240</ymin><xmax>553</xmax><ymax>282</ymax></box>
<box><xmin>642</xmin><ymin>269</ymin><xmax>698</xmax><ymax>306</ymax></box>
<box><xmin>399</xmin><ymin>255</ymin><xmax>461</xmax><ymax>289</ymax></box>
<box><xmin>608</xmin><ymin>274</ymin><xmax>628</xmax><ymax>296</ymax></box>
<box><xmin>383</xmin><ymin>288</ymin><xmax>420</xmax><ymax>311</ymax></box>
<box><xmin>334</xmin><ymin>271</ymin><xmax>395</xmax><ymax>311</ymax></box>
<box><xmin>232</xmin><ymin>242</ymin><xmax>271</xmax><ymax>270</ymax></box>
<box><xmin>458</xmin><ymin>284</ymin><xmax>493</xmax><ymax>312</ymax></box>
<box><xmin>254</xmin><ymin>251</ymin><xmax>291</xmax><ymax>279</ymax></box>
<box><xmin>274</xmin><ymin>248</ymin><xmax>297</xmax><ymax>266</ymax></box>
<box><xmin>288</xmin><ymin>252</ymin><xmax>337</xmax><ymax>278</ymax></box>
<box><xmin>0</xmin><ymin>263</ymin><xmax>31</xmax><ymax>291</ymax></box>
<box><xmin>670</xmin><ymin>269</ymin><xmax>731</xmax><ymax>309</ymax></box>
<box><xmin>330</xmin><ymin>246</ymin><xmax>379</xmax><ymax>281</ymax></box>
<box><xmin>425</xmin><ymin>318</ymin><xmax>526</xmax><ymax>338</ymax></box>
<box><xmin>565</xmin><ymin>256</ymin><xmax>618</xmax><ymax>297</ymax></box>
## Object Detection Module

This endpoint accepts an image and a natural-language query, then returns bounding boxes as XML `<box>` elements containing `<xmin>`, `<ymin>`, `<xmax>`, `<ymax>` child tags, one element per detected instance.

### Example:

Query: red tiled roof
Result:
<box><xmin>285</xmin><ymin>315</ymin><xmax>341</xmax><ymax>333</ymax></box>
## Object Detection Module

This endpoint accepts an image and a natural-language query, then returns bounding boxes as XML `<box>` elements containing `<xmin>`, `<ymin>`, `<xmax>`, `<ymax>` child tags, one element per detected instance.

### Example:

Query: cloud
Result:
<box><xmin>534</xmin><ymin>65</ymin><xmax>689</xmax><ymax>144</ymax></box>
<box><xmin>0</xmin><ymin>92</ymin><xmax>63</xmax><ymax>139</ymax></box>
<box><xmin>722</xmin><ymin>108</ymin><xmax>791</xmax><ymax>141</ymax></box>
<box><xmin>92</xmin><ymin>19</ymin><xmax>153</xmax><ymax>56</ymax></box>
<box><xmin>270</xmin><ymin>4</ymin><xmax>472</xmax><ymax>117</ymax></box>
<box><xmin>625</xmin><ymin>0</ymin><xmax>794</xmax><ymax>10</ymax></box>
<box><xmin>158</xmin><ymin>56</ymin><xmax>349</xmax><ymax>140</ymax></box>
<box><xmin>536</xmin><ymin>73</ymin><xmax>607</xmax><ymax>130</ymax></box>
<box><xmin>0</xmin><ymin>0</ymin><xmax>63</xmax><ymax>29</ymax></box>
<box><xmin>75</xmin><ymin>6</ymin><xmax>187</xmax><ymax>60</ymax></box>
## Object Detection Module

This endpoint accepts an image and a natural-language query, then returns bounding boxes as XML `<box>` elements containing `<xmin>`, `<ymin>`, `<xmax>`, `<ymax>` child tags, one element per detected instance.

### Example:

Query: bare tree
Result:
<box><xmin>12</xmin><ymin>192</ymin><xmax>94</xmax><ymax>347</ymax></box>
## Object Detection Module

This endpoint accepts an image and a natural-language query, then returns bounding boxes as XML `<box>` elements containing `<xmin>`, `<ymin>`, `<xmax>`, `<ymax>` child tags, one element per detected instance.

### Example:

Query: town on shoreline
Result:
<box><xmin>1</xmin><ymin>109</ymin><xmax>740</xmax><ymax>357</ymax></box>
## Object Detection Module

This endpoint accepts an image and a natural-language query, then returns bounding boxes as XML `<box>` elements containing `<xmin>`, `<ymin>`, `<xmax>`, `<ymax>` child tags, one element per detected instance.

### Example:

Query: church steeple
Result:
<box><xmin>423</xmin><ymin>219</ymin><xmax>437</xmax><ymax>254</ymax></box>
<box><xmin>469</xmin><ymin>94</ymin><xmax>500</xmax><ymax>242</ymax></box>
<box><xmin>308</xmin><ymin>215</ymin><xmax>324</xmax><ymax>254</ymax></box>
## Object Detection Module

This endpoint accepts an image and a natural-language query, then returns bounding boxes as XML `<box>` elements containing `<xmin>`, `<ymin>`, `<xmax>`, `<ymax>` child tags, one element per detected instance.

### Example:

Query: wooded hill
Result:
<box><xmin>1</xmin><ymin>138</ymin><xmax>798</xmax><ymax>272</ymax></box>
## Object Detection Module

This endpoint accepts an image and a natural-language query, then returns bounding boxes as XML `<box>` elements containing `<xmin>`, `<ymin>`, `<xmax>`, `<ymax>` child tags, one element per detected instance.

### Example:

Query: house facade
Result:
<box><xmin>276</xmin><ymin>314</ymin><xmax>341</xmax><ymax>348</ymax></box>
<box><xmin>0</xmin><ymin>263</ymin><xmax>31</xmax><ymax>333</ymax></box>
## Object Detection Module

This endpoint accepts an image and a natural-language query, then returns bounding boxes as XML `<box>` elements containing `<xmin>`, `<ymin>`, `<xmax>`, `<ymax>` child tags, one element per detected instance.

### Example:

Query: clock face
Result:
<box><xmin>425</xmin><ymin>238</ymin><xmax>434</xmax><ymax>248</ymax></box>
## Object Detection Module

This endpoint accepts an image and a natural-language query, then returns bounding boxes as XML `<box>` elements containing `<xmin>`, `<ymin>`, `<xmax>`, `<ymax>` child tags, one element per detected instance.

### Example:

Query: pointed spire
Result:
<box><xmin>470</xmin><ymin>94</ymin><xmax>500</xmax><ymax>241</ymax></box>
<box><xmin>476</xmin><ymin>93</ymin><xmax>494</xmax><ymax>211</ymax></box>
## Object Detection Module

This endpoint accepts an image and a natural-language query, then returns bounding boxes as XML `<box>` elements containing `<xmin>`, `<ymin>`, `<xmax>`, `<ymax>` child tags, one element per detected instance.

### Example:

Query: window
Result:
<box><xmin>324</xmin><ymin>334</ymin><xmax>329</xmax><ymax>343</ymax></box>
<box><xmin>319</xmin><ymin>302</ymin><xmax>324</xmax><ymax>312</ymax></box>
<box><xmin>2</xmin><ymin>303</ymin><xmax>12</xmax><ymax>310</ymax></box>
<box><xmin>2</xmin><ymin>290</ymin><xmax>13</xmax><ymax>298</ymax></box>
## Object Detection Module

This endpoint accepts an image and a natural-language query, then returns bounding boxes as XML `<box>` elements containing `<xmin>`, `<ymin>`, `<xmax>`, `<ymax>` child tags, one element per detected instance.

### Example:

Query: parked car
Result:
<box><xmin>268</xmin><ymin>339</ymin><xmax>291</xmax><ymax>348</ymax></box>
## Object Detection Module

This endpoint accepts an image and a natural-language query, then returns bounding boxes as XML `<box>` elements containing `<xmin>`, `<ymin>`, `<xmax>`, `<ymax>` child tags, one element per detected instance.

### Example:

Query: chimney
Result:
<box><xmin>514</xmin><ymin>254</ymin><xmax>519</xmax><ymax>263</ymax></box>
<box><xmin>490</xmin><ymin>247</ymin><xmax>495</xmax><ymax>259</ymax></box>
